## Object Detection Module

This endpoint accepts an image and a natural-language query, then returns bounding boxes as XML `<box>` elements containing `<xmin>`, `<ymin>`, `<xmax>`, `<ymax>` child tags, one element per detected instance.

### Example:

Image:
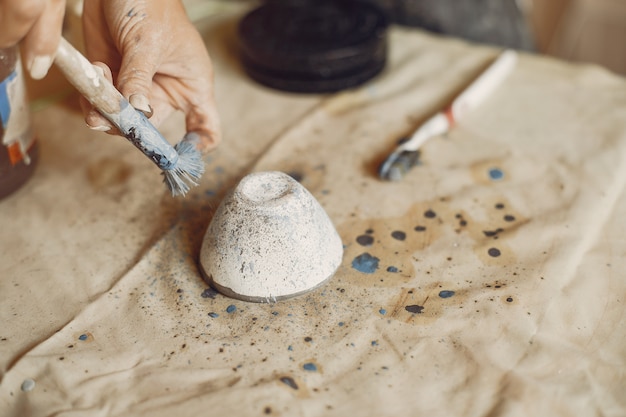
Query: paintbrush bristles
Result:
<box><xmin>162</xmin><ymin>141</ymin><xmax>205</xmax><ymax>196</ymax></box>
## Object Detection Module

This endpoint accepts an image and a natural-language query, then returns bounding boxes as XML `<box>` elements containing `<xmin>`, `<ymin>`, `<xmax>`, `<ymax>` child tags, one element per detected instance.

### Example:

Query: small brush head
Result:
<box><xmin>162</xmin><ymin>140</ymin><xmax>205</xmax><ymax>197</ymax></box>
<box><xmin>378</xmin><ymin>150</ymin><xmax>421</xmax><ymax>181</ymax></box>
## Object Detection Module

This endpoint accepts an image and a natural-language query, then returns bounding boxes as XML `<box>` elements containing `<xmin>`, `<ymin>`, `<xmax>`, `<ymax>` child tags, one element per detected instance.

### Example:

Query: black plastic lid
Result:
<box><xmin>238</xmin><ymin>1</ymin><xmax>388</xmax><ymax>93</ymax></box>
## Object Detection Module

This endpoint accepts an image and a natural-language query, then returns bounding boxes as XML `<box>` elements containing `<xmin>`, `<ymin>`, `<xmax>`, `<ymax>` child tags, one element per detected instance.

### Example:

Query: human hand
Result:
<box><xmin>0</xmin><ymin>0</ymin><xmax>65</xmax><ymax>79</ymax></box>
<box><xmin>81</xmin><ymin>0</ymin><xmax>221</xmax><ymax>154</ymax></box>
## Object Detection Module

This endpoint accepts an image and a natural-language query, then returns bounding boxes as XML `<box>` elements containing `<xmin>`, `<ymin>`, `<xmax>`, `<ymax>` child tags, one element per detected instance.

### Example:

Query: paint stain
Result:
<box><xmin>414</xmin><ymin>225</ymin><xmax>426</xmax><ymax>231</ymax></box>
<box><xmin>405</xmin><ymin>305</ymin><xmax>424</xmax><ymax>314</ymax></box>
<box><xmin>391</xmin><ymin>230</ymin><xmax>406</xmax><ymax>241</ymax></box>
<box><xmin>87</xmin><ymin>158</ymin><xmax>132</xmax><ymax>190</ymax></box>
<box><xmin>379</xmin><ymin>308</ymin><xmax>387</xmax><ymax>315</ymax></box>
<box><xmin>303</xmin><ymin>362</ymin><xmax>318</xmax><ymax>372</ymax></box>
<box><xmin>483</xmin><ymin>228</ymin><xmax>503</xmax><ymax>237</ymax></box>
<box><xmin>488</xmin><ymin>248</ymin><xmax>501</xmax><ymax>257</ymax></box>
<box><xmin>351</xmin><ymin>253</ymin><xmax>379</xmax><ymax>274</ymax></box>
<box><xmin>201</xmin><ymin>288</ymin><xmax>218</xmax><ymax>299</ymax></box>
<box><xmin>488</xmin><ymin>167</ymin><xmax>504</xmax><ymax>180</ymax></box>
<box><xmin>280</xmin><ymin>376</ymin><xmax>299</xmax><ymax>390</ymax></box>
<box><xmin>208</xmin><ymin>312</ymin><xmax>219</xmax><ymax>318</ymax></box>
<box><xmin>504</xmin><ymin>214</ymin><xmax>516</xmax><ymax>222</ymax></box>
<box><xmin>438</xmin><ymin>290</ymin><xmax>455</xmax><ymax>298</ymax></box>
<box><xmin>386</xmin><ymin>266</ymin><xmax>398</xmax><ymax>273</ymax></box>
<box><xmin>21</xmin><ymin>379</ymin><xmax>35</xmax><ymax>392</ymax></box>
<box><xmin>356</xmin><ymin>234</ymin><xmax>374</xmax><ymax>246</ymax></box>
<box><xmin>226</xmin><ymin>305</ymin><xmax>237</xmax><ymax>313</ymax></box>
<box><xmin>76</xmin><ymin>332</ymin><xmax>94</xmax><ymax>342</ymax></box>
<box><xmin>495</xmin><ymin>203</ymin><xmax>505</xmax><ymax>209</ymax></box>
<box><xmin>471</xmin><ymin>159</ymin><xmax>507</xmax><ymax>184</ymax></box>
<box><xmin>506</xmin><ymin>297</ymin><xmax>513</xmax><ymax>302</ymax></box>
<box><xmin>424</xmin><ymin>209</ymin><xmax>437</xmax><ymax>218</ymax></box>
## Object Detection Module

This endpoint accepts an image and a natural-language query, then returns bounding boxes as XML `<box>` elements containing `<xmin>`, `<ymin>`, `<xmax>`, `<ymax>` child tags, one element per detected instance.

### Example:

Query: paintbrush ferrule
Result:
<box><xmin>114</xmin><ymin>100</ymin><xmax>179</xmax><ymax>170</ymax></box>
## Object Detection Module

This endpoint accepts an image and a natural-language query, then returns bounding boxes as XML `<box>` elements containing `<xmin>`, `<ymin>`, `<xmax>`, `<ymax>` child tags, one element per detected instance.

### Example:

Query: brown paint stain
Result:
<box><xmin>87</xmin><ymin>157</ymin><xmax>132</xmax><ymax>189</ymax></box>
<box><xmin>381</xmin><ymin>281</ymin><xmax>471</xmax><ymax>325</ymax></box>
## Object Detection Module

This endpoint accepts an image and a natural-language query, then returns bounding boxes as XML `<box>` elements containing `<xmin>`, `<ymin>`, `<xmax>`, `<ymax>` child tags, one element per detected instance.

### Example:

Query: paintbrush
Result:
<box><xmin>378</xmin><ymin>49</ymin><xmax>518</xmax><ymax>181</ymax></box>
<box><xmin>53</xmin><ymin>37</ymin><xmax>204</xmax><ymax>196</ymax></box>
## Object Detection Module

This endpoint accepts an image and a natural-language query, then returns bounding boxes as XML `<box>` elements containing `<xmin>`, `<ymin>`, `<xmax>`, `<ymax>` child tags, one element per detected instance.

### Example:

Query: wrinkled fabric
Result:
<box><xmin>1</xmin><ymin>12</ymin><xmax>625</xmax><ymax>417</ymax></box>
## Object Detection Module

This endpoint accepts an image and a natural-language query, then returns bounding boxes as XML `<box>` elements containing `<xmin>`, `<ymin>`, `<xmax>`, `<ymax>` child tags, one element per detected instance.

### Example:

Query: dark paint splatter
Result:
<box><xmin>304</xmin><ymin>337</ymin><xmax>313</xmax><ymax>342</ymax></box>
<box><xmin>495</xmin><ymin>203</ymin><xmax>505</xmax><ymax>209</ymax></box>
<box><xmin>504</xmin><ymin>215</ymin><xmax>516</xmax><ymax>222</ymax></box>
<box><xmin>424</xmin><ymin>209</ymin><xmax>437</xmax><ymax>218</ymax></box>
<box><xmin>303</xmin><ymin>363</ymin><xmax>317</xmax><ymax>372</ymax></box>
<box><xmin>483</xmin><ymin>228</ymin><xmax>503</xmax><ymax>237</ymax></box>
<box><xmin>208</xmin><ymin>312</ymin><xmax>219</xmax><ymax>318</ymax></box>
<box><xmin>356</xmin><ymin>234</ymin><xmax>374</xmax><ymax>246</ymax></box>
<box><xmin>201</xmin><ymin>288</ymin><xmax>218</xmax><ymax>299</ymax></box>
<box><xmin>78</xmin><ymin>334</ymin><xmax>88</xmax><ymax>341</ymax></box>
<box><xmin>351</xmin><ymin>253</ymin><xmax>379</xmax><ymax>274</ymax></box>
<box><xmin>226</xmin><ymin>305</ymin><xmax>237</xmax><ymax>313</ymax></box>
<box><xmin>365</xmin><ymin>229</ymin><xmax>374</xmax><ymax>234</ymax></box>
<box><xmin>391</xmin><ymin>230</ymin><xmax>406</xmax><ymax>241</ymax></box>
<box><xmin>488</xmin><ymin>248</ymin><xmax>501</xmax><ymax>257</ymax></box>
<box><xmin>280</xmin><ymin>376</ymin><xmax>299</xmax><ymax>390</ymax></box>
<box><xmin>386</xmin><ymin>266</ymin><xmax>398</xmax><ymax>273</ymax></box>
<box><xmin>405</xmin><ymin>305</ymin><xmax>424</xmax><ymax>314</ymax></box>
<box><xmin>439</xmin><ymin>290</ymin><xmax>455</xmax><ymax>298</ymax></box>
<box><xmin>414</xmin><ymin>225</ymin><xmax>426</xmax><ymax>232</ymax></box>
<box><xmin>506</xmin><ymin>297</ymin><xmax>513</xmax><ymax>302</ymax></box>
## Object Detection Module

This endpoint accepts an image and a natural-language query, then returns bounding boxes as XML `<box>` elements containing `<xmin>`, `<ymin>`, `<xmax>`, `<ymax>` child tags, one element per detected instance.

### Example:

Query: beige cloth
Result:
<box><xmin>2</xmin><ymin>11</ymin><xmax>626</xmax><ymax>417</ymax></box>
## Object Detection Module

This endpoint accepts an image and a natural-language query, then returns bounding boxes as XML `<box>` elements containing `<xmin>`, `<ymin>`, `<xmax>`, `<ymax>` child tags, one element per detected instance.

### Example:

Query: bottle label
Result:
<box><xmin>0</xmin><ymin>56</ymin><xmax>34</xmax><ymax>166</ymax></box>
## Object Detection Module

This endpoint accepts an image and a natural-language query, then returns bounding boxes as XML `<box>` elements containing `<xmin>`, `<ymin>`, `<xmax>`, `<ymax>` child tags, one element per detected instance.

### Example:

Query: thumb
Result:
<box><xmin>115</xmin><ymin>41</ymin><xmax>160</xmax><ymax>117</ymax></box>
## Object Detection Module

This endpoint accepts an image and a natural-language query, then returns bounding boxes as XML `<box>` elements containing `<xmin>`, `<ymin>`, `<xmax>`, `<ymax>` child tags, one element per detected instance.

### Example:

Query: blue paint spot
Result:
<box><xmin>272</xmin><ymin>311</ymin><xmax>279</xmax><ymax>316</ymax></box>
<box><xmin>338</xmin><ymin>322</ymin><xmax>345</xmax><ymax>327</ymax></box>
<box><xmin>439</xmin><ymin>290</ymin><xmax>455</xmax><ymax>298</ymax></box>
<box><xmin>78</xmin><ymin>334</ymin><xmax>88</xmax><ymax>341</ymax></box>
<box><xmin>371</xmin><ymin>340</ymin><xmax>378</xmax><ymax>346</ymax></box>
<box><xmin>208</xmin><ymin>312</ymin><xmax>219</xmax><ymax>318</ymax></box>
<box><xmin>226</xmin><ymin>305</ymin><xmax>237</xmax><ymax>313</ymax></box>
<box><xmin>379</xmin><ymin>308</ymin><xmax>387</xmax><ymax>315</ymax></box>
<box><xmin>351</xmin><ymin>253</ymin><xmax>379</xmax><ymax>274</ymax></box>
<box><xmin>386</xmin><ymin>266</ymin><xmax>398</xmax><ymax>273</ymax></box>
<box><xmin>489</xmin><ymin>167</ymin><xmax>504</xmax><ymax>180</ymax></box>
<box><xmin>303</xmin><ymin>363</ymin><xmax>317</xmax><ymax>372</ymax></box>
<box><xmin>288</xmin><ymin>345</ymin><xmax>293</xmax><ymax>351</ymax></box>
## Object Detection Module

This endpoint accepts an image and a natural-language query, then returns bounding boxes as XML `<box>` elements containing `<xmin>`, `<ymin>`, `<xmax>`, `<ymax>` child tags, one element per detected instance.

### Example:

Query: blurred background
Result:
<box><xmin>27</xmin><ymin>0</ymin><xmax>626</xmax><ymax>103</ymax></box>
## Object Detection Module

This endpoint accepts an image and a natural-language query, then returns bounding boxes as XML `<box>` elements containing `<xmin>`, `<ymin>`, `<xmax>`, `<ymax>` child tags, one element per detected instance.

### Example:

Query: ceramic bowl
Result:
<box><xmin>199</xmin><ymin>171</ymin><xmax>343</xmax><ymax>302</ymax></box>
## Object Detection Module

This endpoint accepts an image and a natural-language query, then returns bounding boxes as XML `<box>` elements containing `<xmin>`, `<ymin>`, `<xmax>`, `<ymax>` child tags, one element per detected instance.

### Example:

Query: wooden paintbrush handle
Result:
<box><xmin>53</xmin><ymin>37</ymin><xmax>180</xmax><ymax>170</ymax></box>
<box><xmin>54</xmin><ymin>37</ymin><xmax>123</xmax><ymax>117</ymax></box>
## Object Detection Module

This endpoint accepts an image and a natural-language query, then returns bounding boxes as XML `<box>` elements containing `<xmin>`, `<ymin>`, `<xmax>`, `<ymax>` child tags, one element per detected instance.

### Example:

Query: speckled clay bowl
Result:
<box><xmin>199</xmin><ymin>171</ymin><xmax>343</xmax><ymax>303</ymax></box>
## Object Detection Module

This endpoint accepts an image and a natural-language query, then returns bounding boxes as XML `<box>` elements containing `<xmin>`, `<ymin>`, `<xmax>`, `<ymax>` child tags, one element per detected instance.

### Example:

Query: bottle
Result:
<box><xmin>0</xmin><ymin>46</ymin><xmax>39</xmax><ymax>200</ymax></box>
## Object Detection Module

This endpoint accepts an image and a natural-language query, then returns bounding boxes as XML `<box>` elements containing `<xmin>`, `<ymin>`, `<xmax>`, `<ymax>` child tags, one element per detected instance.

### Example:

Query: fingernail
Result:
<box><xmin>129</xmin><ymin>94</ymin><xmax>153</xmax><ymax>118</ymax></box>
<box><xmin>28</xmin><ymin>55</ymin><xmax>54</xmax><ymax>80</ymax></box>
<box><xmin>88</xmin><ymin>124</ymin><xmax>111</xmax><ymax>132</ymax></box>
